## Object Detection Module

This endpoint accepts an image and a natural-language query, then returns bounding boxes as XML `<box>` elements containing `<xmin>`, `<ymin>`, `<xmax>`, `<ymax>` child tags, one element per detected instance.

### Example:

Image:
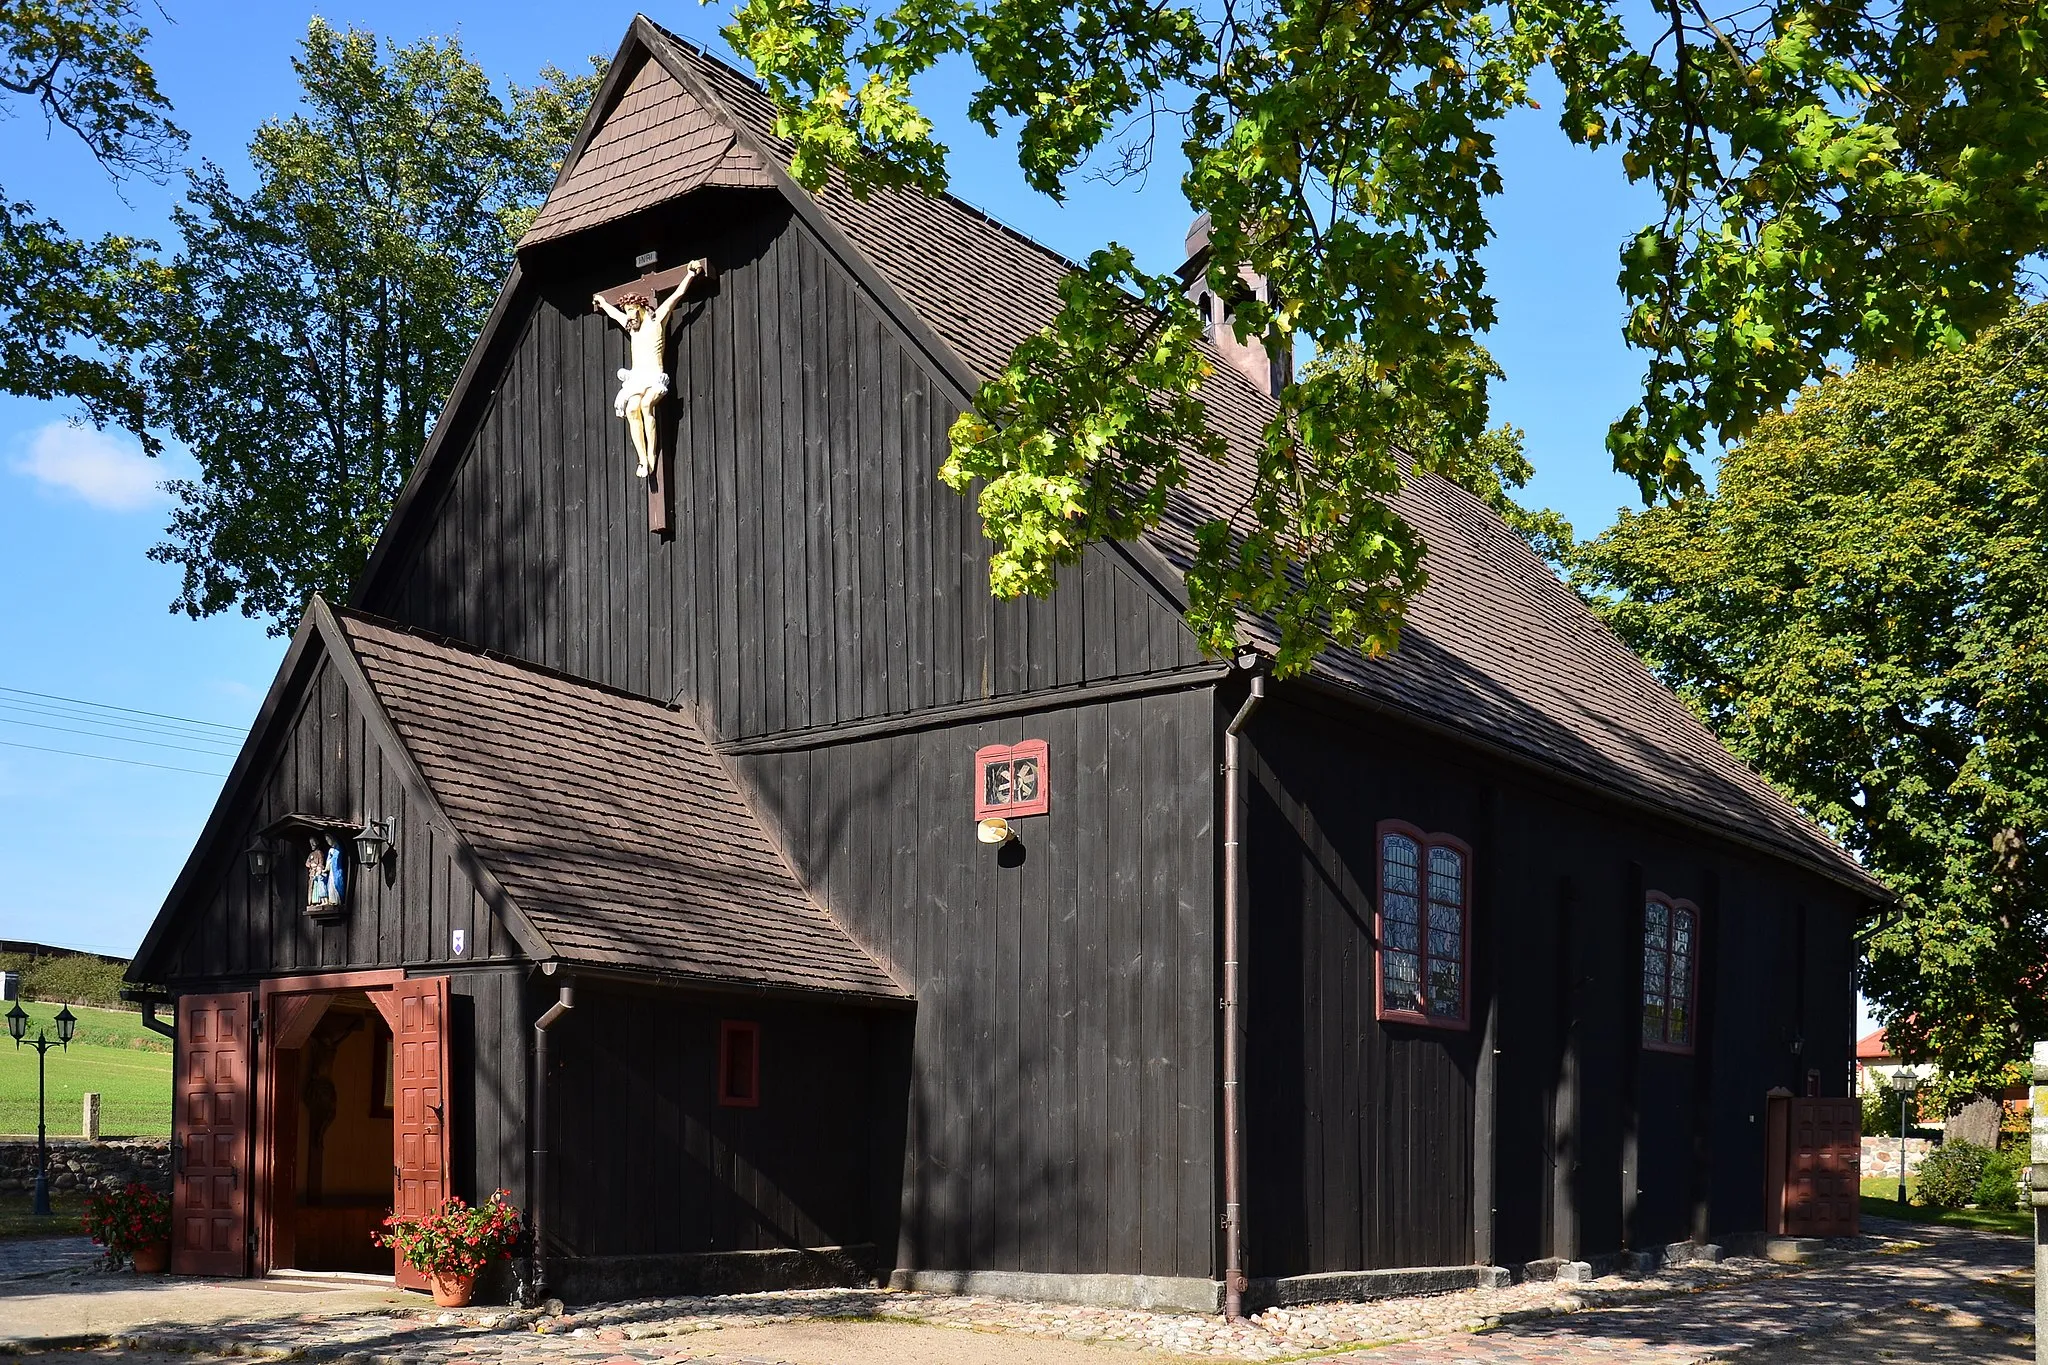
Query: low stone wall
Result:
<box><xmin>1861</xmin><ymin>1134</ymin><xmax>1933</xmax><ymax>1180</ymax></box>
<box><xmin>0</xmin><ymin>1139</ymin><xmax>170</xmax><ymax>1196</ymax></box>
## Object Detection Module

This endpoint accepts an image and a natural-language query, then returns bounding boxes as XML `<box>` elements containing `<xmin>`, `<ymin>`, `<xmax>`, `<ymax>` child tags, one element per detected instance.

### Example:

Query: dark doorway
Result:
<box><xmin>277</xmin><ymin>992</ymin><xmax>394</xmax><ymax>1272</ymax></box>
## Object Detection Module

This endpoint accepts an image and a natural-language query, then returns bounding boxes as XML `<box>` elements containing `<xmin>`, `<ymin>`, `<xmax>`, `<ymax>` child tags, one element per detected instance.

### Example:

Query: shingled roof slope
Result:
<box><xmin>520</xmin><ymin>50</ymin><xmax>772</xmax><ymax>250</ymax></box>
<box><xmin>336</xmin><ymin>610</ymin><xmax>904</xmax><ymax>997</ymax></box>
<box><xmin>629</xmin><ymin>25</ymin><xmax>1878</xmax><ymax>897</ymax></box>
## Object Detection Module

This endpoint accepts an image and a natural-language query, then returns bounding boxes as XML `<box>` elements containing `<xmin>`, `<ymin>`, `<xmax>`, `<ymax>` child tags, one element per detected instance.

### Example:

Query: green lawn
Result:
<box><xmin>0</xmin><ymin>1003</ymin><xmax>171</xmax><ymax>1138</ymax></box>
<box><xmin>1859</xmin><ymin>1175</ymin><xmax>2031</xmax><ymax>1236</ymax></box>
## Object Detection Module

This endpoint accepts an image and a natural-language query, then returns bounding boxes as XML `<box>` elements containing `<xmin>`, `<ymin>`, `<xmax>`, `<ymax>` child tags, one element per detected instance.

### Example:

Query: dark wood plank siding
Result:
<box><xmin>362</xmin><ymin>192</ymin><xmax>1204</xmax><ymax>740</ymax></box>
<box><xmin>155</xmin><ymin>653</ymin><xmax>515</xmax><ymax>984</ymax></box>
<box><xmin>1243</xmin><ymin>698</ymin><xmax>1479</xmax><ymax>1274</ymax></box>
<box><xmin>735</xmin><ymin>685</ymin><xmax>1218</xmax><ymax>1280</ymax></box>
<box><xmin>1246</xmin><ymin>691</ymin><xmax>1862</xmax><ymax>1272</ymax></box>
<box><xmin>446</xmin><ymin>966</ymin><xmax>529</xmax><ymax>1207</ymax></box>
<box><xmin>545</xmin><ymin>982</ymin><xmax>884</xmax><ymax>1256</ymax></box>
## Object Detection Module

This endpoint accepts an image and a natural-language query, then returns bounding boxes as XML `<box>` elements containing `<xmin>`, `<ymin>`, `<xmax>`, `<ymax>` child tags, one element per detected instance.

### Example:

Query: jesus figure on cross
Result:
<box><xmin>594</xmin><ymin>258</ymin><xmax>709</xmax><ymax>478</ymax></box>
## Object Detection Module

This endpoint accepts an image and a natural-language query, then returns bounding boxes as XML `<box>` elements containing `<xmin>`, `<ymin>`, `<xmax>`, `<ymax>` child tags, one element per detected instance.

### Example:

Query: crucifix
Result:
<box><xmin>594</xmin><ymin>255</ymin><xmax>713</xmax><ymax>534</ymax></box>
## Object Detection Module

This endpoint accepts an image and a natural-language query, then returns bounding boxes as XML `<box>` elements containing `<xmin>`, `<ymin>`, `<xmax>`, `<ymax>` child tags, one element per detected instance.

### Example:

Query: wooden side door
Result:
<box><xmin>172</xmin><ymin>991</ymin><xmax>252</xmax><ymax>1276</ymax></box>
<box><xmin>1783</xmin><ymin>1097</ymin><xmax>1860</xmax><ymax>1237</ymax></box>
<box><xmin>384</xmin><ymin>977</ymin><xmax>450</xmax><ymax>1291</ymax></box>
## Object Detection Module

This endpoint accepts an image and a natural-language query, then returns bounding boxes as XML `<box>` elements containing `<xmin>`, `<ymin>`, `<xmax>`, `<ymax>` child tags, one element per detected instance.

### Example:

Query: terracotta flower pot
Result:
<box><xmin>429</xmin><ymin>1270</ymin><xmax>476</xmax><ymax>1307</ymax></box>
<box><xmin>132</xmin><ymin>1241</ymin><xmax>170</xmax><ymax>1274</ymax></box>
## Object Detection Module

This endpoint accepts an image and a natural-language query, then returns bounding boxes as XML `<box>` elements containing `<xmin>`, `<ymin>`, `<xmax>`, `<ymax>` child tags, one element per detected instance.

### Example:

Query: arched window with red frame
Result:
<box><xmin>1375</xmin><ymin>821</ymin><xmax>1471</xmax><ymax>1029</ymax></box>
<box><xmin>1642</xmin><ymin>894</ymin><xmax>1700</xmax><ymax>1052</ymax></box>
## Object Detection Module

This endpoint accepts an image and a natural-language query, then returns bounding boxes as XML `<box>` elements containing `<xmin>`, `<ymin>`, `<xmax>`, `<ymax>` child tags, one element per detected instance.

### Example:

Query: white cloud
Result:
<box><xmin>11</xmin><ymin>421</ymin><xmax>168</xmax><ymax>511</ymax></box>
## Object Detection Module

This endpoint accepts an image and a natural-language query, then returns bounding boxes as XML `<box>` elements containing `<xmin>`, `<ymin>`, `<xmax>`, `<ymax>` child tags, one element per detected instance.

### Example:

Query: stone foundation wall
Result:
<box><xmin>0</xmin><ymin>1139</ymin><xmax>171</xmax><ymax>1196</ymax></box>
<box><xmin>1860</xmin><ymin>1134</ymin><xmax>1933</xmax><ymax>1180</ymax></box>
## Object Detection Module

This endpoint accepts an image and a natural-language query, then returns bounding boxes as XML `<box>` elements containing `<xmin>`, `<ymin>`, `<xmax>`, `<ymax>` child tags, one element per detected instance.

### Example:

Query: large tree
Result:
<box><xmin>145</xmin><ymin>21</ymin><xmax>600</xmax><ymax>632</ymax></box>
<box><xmin>731</xmin><ymin>0</ymin><xmax>2048</xmax><ymax>671</ymax></box>
<box><xmin>0</xmin><ymin>0</ymin><xmax>183</xmax><ymax>449</ymax></box>
<box><xmin>1572</xmin><ymin>306</ymin><xmax>2048</xmax><ymax>1103</ymax></box>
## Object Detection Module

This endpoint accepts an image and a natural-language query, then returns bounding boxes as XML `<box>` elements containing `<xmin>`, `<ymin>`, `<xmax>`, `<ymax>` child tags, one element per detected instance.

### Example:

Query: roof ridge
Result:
<box><xmin>637</xmin><ymin>19</ymin><xmax>1102</xmax><ymax>285</ymax></box>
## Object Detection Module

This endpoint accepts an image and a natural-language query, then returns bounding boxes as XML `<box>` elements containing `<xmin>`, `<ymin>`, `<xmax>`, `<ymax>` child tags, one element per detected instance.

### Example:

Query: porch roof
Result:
<box><xmin>335</xmin><ymin>609</ymin><xmax>906</xmax><ymax>1000</ymax></box>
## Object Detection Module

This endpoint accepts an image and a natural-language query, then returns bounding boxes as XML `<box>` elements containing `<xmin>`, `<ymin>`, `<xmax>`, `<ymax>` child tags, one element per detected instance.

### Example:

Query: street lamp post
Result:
<box><xmin>1892</xmin><ymin>1069</ymin><xmax>1921</xmax><ymax>1207</ymax></box>
<box><xmin>6</xmin><ymin>1002</ymin><xmax>76</xmax><ymax>1216</ymax></box>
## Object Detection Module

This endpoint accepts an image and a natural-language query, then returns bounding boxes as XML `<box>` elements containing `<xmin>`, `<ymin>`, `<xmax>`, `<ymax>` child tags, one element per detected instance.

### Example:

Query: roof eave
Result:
<box><xmin>1284</xmin><ymin>669</ymin><xmax>1891</xmax><ymax>904</ymax></box>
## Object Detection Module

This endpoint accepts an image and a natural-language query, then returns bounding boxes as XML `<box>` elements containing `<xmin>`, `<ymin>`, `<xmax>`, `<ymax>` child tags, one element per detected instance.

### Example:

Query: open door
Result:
<box><xmin>377</xmin><ymin>977</ymin><xmax>449</xmax><ymax>1291</ymax></box>
<box><xmin>172</xmin><ymin>991</ymin><xmax>252</xmax><ymax>1276</ymax></box>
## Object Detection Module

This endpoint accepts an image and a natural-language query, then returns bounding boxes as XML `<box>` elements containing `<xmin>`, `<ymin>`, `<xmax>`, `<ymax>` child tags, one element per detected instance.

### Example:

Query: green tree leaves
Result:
<box><xmin>143</xmin><ymin>22</ymin><xmax>602</xmax><ymax>632</ymax></box>
<box><xmin>942</xmin><ymin>247</ymin><xmax>1223</xmax><ymax>601</ymax></box>
<box><xmin>730</xmin><ymin>0</ymin><xmax>2048</xmax><ymax>670</ymax></box>
<box><xmin>0</xmin><ymin>0</ymin><xmax>185</xmax><ymax>450</ymax></box>
<box><xmin>1573</xmin><ymin>306</ymin><xmax>2048</xmax><ymax>1103</ymax></box>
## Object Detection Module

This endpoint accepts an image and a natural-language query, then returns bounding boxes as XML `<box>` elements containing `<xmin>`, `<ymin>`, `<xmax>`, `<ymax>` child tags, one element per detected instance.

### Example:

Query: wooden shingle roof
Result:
<box><xmin>623</xmin><ymin>24</ymin><xmax>1880</xmax><ymax>898</ymax></box>
<box><xmin>336</xmin><ymin>610</ymin><xmax>905</xmax><ymax>997</ymax></box>
<box><xmin>519</xmin><ymin>48</ymin><xmax>773</xmax><ymax>250</ymax></box>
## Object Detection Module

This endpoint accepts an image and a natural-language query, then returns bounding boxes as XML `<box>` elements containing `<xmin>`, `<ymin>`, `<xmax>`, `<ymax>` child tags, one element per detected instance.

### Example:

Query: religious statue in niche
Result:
<box><xmin>305</xmin><ymin>835</ymin><xmax>344</xmax><ymax>910</ymax></box>
<box><xmin>594</xmin><ymin>258</ymin><xmax>711</xmax><ymax>480</ymax></box>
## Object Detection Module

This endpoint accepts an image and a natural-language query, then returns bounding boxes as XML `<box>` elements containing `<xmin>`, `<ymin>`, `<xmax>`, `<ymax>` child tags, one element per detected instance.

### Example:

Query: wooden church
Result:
<box><xmin>130</xmin><ymin>14</ymin><xmax>1879</xmax><ymax>1308</ymax></box>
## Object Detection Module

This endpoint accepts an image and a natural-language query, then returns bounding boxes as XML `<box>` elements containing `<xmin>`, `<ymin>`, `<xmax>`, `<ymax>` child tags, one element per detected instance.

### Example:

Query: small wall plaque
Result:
<box><xmin>974</xmin><ymin>740</ymin><xmax>1050</xmax><ymax>819</ymax></box>
<box><xmin>451</xmin><ymin>928</ymin><xmax>467</xmax><ymax>957</ymax></box>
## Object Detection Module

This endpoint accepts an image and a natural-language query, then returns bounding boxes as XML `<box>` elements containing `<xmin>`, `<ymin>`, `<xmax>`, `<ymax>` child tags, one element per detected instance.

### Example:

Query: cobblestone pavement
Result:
<box><xmin>2</xmin><ymin>1223</ymin><xmax>2027</xmax><ymax>1364</ymax></box>
<box><xmin>1724</xmin><ymin>1296</ymin><xmax>2032</xmax><ymax>1364</ymax></box>
<box><xmin>0</xmin><ymin>1233</ymin><xmax>102</xmax><ymax>1278</ymax></box>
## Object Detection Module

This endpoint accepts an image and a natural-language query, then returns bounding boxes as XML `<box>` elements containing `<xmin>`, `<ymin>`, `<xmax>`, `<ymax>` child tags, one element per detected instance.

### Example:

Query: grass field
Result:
<box><xmin>1859</xmin><ymin>1175</ymin><xmax>2030</xmax><ymax>1235</ymax></box>
<box><xmin>0</xmin><ymin>1003</ymin><xmax>171</xmax><ymax>1138</ymax></box>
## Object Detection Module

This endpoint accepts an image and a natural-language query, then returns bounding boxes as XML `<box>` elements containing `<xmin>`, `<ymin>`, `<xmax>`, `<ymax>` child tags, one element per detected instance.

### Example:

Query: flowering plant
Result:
<box><xmin>374</xmin><ymin>1190</ymin><xmax>522</xmax><ymax>1277</ymax></box>
<box><xmin>81</xmin><ymin>1183</ymin><xmax>171</xmax><ymax>1267</ymax></box>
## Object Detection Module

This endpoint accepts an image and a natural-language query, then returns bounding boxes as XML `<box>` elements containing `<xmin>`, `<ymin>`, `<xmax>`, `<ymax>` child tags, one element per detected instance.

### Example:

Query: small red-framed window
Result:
<box><xmin>974</xmin><ymin>740</ymin><xmax>1050</xmax><ymax>819</ymax></box>
<box><xmin>1374</xmin><ymin>820</ymin><xmax>1472</xmax><ymax>1030</ymax></box>
<box><xmin>718</xmin><ymin>1020</ymin><xmax>760</xmax><ymax>1107</ymax></box>
<box><xmin>1642</xmin><ymin>893</ymin><xmax>1700</xmax><ymax>1053</ymax></box>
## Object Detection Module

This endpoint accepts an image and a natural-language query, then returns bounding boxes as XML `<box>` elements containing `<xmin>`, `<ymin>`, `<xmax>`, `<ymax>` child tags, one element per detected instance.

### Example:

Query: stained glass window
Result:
<box><xmin>1378</xmin><ymin>825</ymin><xmax>1469</xmax><ymax>1027</ymax></box>
<box><xmin>1642</xmin><ymin>895</ymin><xmax>1699</xmax><ymax>1050</ymax></box>
<box><xmin>1381</xmin><ymin>834</ymin><xmax>1423</xmax><ymax>1015</ymax></box>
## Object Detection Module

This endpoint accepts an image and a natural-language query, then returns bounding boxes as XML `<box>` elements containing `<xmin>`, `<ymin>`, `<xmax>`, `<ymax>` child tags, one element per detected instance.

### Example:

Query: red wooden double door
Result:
<box><xmin>171</xmin><ymin>975</ymin><xmax>450</xmax><ymax>1284</ymax></box>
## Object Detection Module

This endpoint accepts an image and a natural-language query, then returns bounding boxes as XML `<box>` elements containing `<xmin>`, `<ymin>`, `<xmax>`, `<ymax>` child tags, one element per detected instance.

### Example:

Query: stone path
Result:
<box><xmin>0</xmin><ymin>1233</ymin><xmax>103</xmax><ymax>1278</ymax></box>
<box><xmin>0</xmin><ymin>1222</ymin><xmax>2028</xmax><ymax>1363</ymax></box>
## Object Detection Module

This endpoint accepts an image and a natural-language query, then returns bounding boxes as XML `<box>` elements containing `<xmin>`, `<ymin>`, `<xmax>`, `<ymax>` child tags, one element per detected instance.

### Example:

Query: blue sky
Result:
<box><xmin>1</xmin><ymin>3</ymin><xmax>1673</xmax><ymax>963</ymax></box>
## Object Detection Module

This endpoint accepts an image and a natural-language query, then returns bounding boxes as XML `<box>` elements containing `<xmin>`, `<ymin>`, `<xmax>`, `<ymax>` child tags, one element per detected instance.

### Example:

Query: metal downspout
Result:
<box><xmin>1223</xmin><ymin>670</ymin><xmax>1266</xmax><ymax>1320</ymax></box>
<box><xmin>529</xmin><ymin>980</ymin><xmax>574</xmax><ymax>1304</ymax></box>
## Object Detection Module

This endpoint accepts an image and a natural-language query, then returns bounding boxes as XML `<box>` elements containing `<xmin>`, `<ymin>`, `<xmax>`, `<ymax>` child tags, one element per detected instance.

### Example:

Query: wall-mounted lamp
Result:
<box><xmin>353</xmin><ymin>816</ymin><xmax>396</xmax><ymax>867</ymax></box>
<box><xmin>245</xmin><ymin>840</ymin><xmax>273</xmax><ymax>878</ymax></box>
<box><xmin>976</xmin><ymin>817</ymin><xmax>1017</xmax><ymax>846</ymax></box>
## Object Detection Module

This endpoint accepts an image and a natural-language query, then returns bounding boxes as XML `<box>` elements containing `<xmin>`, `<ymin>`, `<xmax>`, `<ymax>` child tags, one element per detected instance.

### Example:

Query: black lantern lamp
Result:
<box><xmin>10</xmin><ymin>1000</ymin><xmax>73</xmax><ymax>1215</ymax></box>
<box><xmin>353</xmin><ymin>816</ymin><xmax>396</xmax><ymax>867</ymax></box>
<box><xmin>245</xmin><ymin>839</ymin><xmax>273</xmax><ymax>878</ymax></box>
<box><xmin>1891</xmin><ymin>1070</ymin><xmax>1921</xmax><ymax>1206</ymax></box>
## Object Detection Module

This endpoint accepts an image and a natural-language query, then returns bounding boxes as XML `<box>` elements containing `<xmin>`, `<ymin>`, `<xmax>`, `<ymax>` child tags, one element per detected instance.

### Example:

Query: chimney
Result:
<box><xmin>1176</xmin><ymin>213</ymin><xmax>1292</xmax><ymax>397</ymax></box>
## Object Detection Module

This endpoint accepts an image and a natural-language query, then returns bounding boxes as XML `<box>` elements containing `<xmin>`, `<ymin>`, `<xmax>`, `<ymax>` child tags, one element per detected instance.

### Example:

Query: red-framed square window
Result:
<box><xmin>1374</xmin><ymin>820</ymin><xmax>1472</xmax><ymax>1031</ymax></box>
<box><xmin>718</xmin><ymin>1020</ymin><xmax>760</xmax><ymax>1107</ymax></box>
<box><xmin>974</xmin><ymin>740</ymin><xmax>1050</xmax><ymax>819</ymax></box>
